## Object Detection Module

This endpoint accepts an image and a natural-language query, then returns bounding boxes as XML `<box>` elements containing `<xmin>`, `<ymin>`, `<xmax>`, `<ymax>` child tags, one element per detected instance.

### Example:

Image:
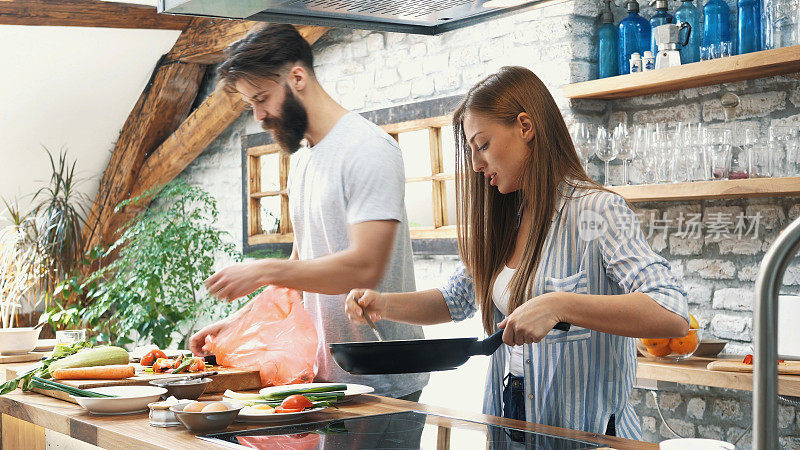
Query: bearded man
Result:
<box><xmin>189</xmin><ymin>24</ymin><xmax>427</xmax><ymax>401</ymax></box>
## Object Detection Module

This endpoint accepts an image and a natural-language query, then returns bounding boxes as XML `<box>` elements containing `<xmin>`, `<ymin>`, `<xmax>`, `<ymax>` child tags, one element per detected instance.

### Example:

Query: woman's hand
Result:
<box><xmin>345</xmin><ymin>289</ymin><xmax>388</xmax><ymax>324</ymax></box>
<box><xmin>497</xmin><ymin>293</ymin><xmax>566</xmax><ymax>346</ymax></box>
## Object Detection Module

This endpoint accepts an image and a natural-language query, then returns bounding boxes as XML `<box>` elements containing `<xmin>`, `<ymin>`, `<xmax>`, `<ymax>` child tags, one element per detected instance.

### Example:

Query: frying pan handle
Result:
<box><xmin>474</xmin><ymin>322</ymin><xmax>573</xmax><ymax>356</ymax></box>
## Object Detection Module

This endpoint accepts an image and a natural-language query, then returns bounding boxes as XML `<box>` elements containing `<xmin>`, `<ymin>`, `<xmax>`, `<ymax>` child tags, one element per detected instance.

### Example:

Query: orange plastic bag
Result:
<box><xmin>205</xmin><ymin>286</ymin><xmax>318</xmax><ymax>387</ymax></box>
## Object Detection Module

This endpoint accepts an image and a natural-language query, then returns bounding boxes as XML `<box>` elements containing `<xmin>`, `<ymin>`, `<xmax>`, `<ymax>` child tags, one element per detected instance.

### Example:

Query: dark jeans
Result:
<box><xmin>502</xmin><ymin>375</ymin><xmax>616</xmax><ymax>436</ymax></box>
<box><xmin>397</xmin><ymin>389</ymin><xmax>422</xmax><ymax>403</ymax></box>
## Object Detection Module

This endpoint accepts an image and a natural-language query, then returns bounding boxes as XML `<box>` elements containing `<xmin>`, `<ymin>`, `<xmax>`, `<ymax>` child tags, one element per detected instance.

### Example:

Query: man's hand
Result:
<box><xmin>345</xmin><ymin>289</ymin><xmax>388</xmax><ymax>324</ymax></box>
<box><xmin>497</xmin><ymin>293</ymin><xmax>566</xmax><ymax>346</ymax></box>
<box><xmin>205</xmin><ymin>260</ymin><xmax>270</xmax><ymax>301</ymax></box>
<box><xmin>189</xmin><ymin>319</ymin><xmax>232</xmax><ymax>355</ymax></box>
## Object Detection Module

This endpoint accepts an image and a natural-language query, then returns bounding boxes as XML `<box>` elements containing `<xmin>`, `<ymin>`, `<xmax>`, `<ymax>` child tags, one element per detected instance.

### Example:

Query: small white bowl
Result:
<box><xmin>660</xmin><ymin>438</ymin><xmax>735</xmax><ymax>449</ymax></box>
<box><xmin>0</xmin><ymin>327</ymin><xmax>42</xmax><ymax>355</ymax></box>
<box><xmin>71</xmin><ymin>386</ymin><xmax>167</xmax><ymax>415</ymax></box>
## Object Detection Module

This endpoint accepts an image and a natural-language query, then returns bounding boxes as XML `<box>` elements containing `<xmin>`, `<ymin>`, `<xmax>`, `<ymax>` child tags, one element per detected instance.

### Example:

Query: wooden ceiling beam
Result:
<box><xmin>0</xmin><ymin>0</ymin><xmax>192</xmax><ymax>30</ymax></box>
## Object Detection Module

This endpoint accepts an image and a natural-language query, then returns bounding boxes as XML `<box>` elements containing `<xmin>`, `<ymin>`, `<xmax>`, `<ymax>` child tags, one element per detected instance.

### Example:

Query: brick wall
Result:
<box><xmin>175</xmin><ymin>0</ymin><xmax>800</xmax><ymax>444</ymax></box>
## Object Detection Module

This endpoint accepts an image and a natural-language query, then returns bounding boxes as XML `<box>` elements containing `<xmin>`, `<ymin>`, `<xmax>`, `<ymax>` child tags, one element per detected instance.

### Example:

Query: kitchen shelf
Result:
<box><xmin>563</xmin><ymin>45</ymin><xmax>800</xmax><ymax>99</ymax></box>
<box><xmin>609</xmin><ymin>176</ymin><xmax>800</xmax><ymax>203</ymax></box>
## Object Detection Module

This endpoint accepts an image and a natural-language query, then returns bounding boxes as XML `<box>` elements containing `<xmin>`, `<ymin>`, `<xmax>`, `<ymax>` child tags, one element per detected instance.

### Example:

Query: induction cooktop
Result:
<box><xmin>197</xmin><ymin>410</ymin><xmax>605</xmax><ymax>449</ymax></box>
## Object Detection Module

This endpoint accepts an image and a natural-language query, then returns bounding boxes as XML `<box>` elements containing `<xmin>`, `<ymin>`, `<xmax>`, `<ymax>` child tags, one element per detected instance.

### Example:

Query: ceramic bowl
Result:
<box><xmin>638</xmin><ymin>329</ymin><xmax>702</xmax><ymax>362</ymax></box>
<box><xmin>170</xmin><ymin>401</ymin><xmax>243</xmax><ymax>433</ymax></box>
<box><xmin>0</xmin><ymin>327</ymin><xmax>42</xmax><ymax>355</ymax></box>
<box><xmin>149</xmin><ymin>378</ymin><xmax>212</xmax><ymax>400</ymax></box>
<box><xmin>71</xmin><ymin>386</ymin><xmax>167</xmax><ymax>415</ymax></box>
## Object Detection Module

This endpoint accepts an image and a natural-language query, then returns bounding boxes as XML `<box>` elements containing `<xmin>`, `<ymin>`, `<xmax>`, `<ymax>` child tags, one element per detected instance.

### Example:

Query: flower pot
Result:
<box><xmin>0</xmin><ymin>327</ymin><xmax>42</xmax><ymax>355</ymax></box>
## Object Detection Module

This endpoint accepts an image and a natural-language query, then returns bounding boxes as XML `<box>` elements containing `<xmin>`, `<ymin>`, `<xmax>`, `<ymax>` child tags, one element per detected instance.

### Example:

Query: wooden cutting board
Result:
<box><xmin>5</xmin><ymin>364</ymin><xmax>262</xmax><ymax>404</ymax></box>
<box><xmin>707</xmin><ymin>359</ymin><xmax>800</xmax><ymax>375</ymax></box>
<box><xmin>0</xmin><ymin>352</ymin><xmax>45</xmax><ymax>364</ymax></box>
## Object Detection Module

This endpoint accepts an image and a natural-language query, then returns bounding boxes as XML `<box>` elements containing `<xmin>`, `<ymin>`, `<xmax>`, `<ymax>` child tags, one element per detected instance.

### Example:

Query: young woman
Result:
<box><xmin>344</xmin><ymin>66</ymin><xmax>689</xmax><ymax>440</ymax></box>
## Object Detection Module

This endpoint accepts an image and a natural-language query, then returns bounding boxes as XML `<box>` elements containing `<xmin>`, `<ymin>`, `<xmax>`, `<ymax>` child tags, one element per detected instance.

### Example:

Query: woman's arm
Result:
<box><xmin>345</xmin><ymin>289</ymin><xmax>452</xmax><ymax>326</ymax></box>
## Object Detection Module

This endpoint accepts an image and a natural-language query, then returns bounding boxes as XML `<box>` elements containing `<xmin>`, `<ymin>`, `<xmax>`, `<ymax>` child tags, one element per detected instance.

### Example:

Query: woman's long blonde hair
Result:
<box><xmin>453</xmin><ymin>66</ymin><xmax>599</xmax><ymax>334</ymax></box>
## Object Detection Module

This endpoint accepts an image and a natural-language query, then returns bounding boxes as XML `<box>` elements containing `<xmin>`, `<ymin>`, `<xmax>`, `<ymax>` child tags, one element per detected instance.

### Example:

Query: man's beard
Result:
<box><xmin>261</xmin><ymin>85</ymin><xmax>309</xmax><ymax>154</ymax></box>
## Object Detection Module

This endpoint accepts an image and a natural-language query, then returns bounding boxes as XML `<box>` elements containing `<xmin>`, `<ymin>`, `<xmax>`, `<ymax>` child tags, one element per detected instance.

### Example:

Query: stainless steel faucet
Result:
<box><xmin>753</xmin><ymin>214</ymin><xmax>800</xmax><ymax>449</ymax></box>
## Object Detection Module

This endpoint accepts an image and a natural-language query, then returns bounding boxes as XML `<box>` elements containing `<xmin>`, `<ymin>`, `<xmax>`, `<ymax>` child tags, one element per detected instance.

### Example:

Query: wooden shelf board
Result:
<box><xmin>637</xmin><ymin>357</ymin><xmax>800</xmax><ymax>396</ymax></box>
<box><xmin>563</xmin><ymin>45</ymin><xmax>800</xmax><ymax>99</ymax></box>
<box><xmin>610</xmin><ymin>176</ymin><xmax>800</xmax><ymax>203</ymax></box>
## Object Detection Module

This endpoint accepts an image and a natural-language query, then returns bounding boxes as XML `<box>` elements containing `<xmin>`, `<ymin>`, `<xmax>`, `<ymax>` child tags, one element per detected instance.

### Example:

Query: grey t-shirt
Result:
<box><xmin>288</xmin><ymin>112</ymin><xmax>429</xmax><ymax>398</ymax></box>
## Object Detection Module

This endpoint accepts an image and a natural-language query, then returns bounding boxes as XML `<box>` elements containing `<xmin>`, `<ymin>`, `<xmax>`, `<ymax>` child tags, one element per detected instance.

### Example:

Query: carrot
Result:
<box><xmin>52</xmin><ymin>365</ymin><xmax>135</xmax><ymax>380</ymax></box>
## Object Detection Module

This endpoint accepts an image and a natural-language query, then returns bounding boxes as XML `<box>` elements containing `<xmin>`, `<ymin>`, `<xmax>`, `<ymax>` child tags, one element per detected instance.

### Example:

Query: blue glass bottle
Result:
<box><xmin>703</xmin><ymin>0</ymin><xmax>732</xmax><ymax>48</ymax></box>
<box><xmin>738</xmin><ymin>0</ymin><xmax>760</xmax><ymax>54</ymax></box>
<box><xmin>675</xmin><ymin>0</ymin><xmax>702</xmax><ymax>63</ymax></box>
<box><xmin>618</xmin><ymin>0</ymin><xmax>651</xmax><ymax>75</ymax></box>
<box><xmin>598</xmin><ymin>0</ymin><xmax>619</xmax><ymax>78</ymax></box>
<box><xmin>649</xmin><ymin>0</ymin><xmax>675</xmax><ymax>53</ymax></box>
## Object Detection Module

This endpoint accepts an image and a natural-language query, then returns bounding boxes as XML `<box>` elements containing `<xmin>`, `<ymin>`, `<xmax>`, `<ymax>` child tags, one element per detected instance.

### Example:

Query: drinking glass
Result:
<box><xmin>769</xmin><ymin>125</ymin><xmax>793</xmax><ymax>176</ymax></box>
<box><xmin>595</xmin><ymin>126</ymin><xmax>617</xmax><ymax>186</ymax></box>
<box><xmin>785</xmin><ymin>129</ymin><xmax>800</xmax><ymax>176</ymax></box>
<box><xmin>700</xmin><ymin>46</ymin><xmax>713</xmax><ymax>61</ymax></box>
<box><xmin>570</xmin><ymin>122</ymin><xmax>594</xmax><ymax>171</ymax></box>
<box><xmin>630</xmin><ymin>124</ymin><xmax>650</xmax><ymax>184</ymax></box>
<box><xmin>742</xmin><ymin>125</ymin><xmax>769</xmax><ymax>178</ymax></box>
<box><xmin>720</xmin><ymin>41</ymin><xmax>733</xmax><ymax>57</ymax></box>
<box><xmin>706</xmin><ymin>127</ymin><xmax>733</xmax><ymax>179</ymax></box>
<box><xmin>613</xmin><ymin>124</ymin><xmax>634</xmax><ymax>185</ymax></box>
<box><xmin>685</xmin><ymin>123</ymin><xmax>710</xmax><ymax>181</ymax></box>
<box><xmin>729</xmin><ymin>125</ymin><xmax>751</xmax><ymax>179</ymax></box>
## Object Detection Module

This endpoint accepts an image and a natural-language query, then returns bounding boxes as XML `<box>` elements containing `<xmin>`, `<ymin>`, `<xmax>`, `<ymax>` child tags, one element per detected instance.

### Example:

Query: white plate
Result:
<box><xmin>71</xmin><ymin>386</ymin><xmax>167</xmax><ymax>415</ymax></box>
<box><xmin>235</xmin><ymin>405</ymin><xmax>328</xmax><ymax>423</ymax></box>
<box><xmin>258</xmin><ymin>382</ymin><xmax>374</xmax><ymax>400</ymax></box>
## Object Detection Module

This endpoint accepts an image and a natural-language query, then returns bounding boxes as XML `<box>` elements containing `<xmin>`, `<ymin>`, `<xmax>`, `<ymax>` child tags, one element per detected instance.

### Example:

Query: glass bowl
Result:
<box><xmin>637</xmin><ymin>329</ymin><xmax>702</xmax><ymax>362</ymax></box>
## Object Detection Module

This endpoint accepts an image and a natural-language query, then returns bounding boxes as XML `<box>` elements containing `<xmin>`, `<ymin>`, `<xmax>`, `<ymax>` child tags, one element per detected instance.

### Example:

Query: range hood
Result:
<box><xmin>158</xmin><ymin>0</ymin><xmax>544</xmax><ymax>35</ymax></box>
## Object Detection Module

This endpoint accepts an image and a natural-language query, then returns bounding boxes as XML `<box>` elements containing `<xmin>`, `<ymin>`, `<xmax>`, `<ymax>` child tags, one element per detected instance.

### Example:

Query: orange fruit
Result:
<box><xmin>669</xmin><ymin>331</ymin><xmax>699</xmax><ymax>355</ymax></box>
<box><xmin>641</xmin><ymin>338</ymin><xmax>671</xmax><ymax>357</ymax></box>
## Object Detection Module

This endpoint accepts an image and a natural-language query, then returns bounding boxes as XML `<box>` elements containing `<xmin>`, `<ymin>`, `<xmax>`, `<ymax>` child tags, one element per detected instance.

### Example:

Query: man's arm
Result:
<box><xmin>205</xmin><ymin>220</ymin><xmax>397</xmax><ymax>300</ymax></box>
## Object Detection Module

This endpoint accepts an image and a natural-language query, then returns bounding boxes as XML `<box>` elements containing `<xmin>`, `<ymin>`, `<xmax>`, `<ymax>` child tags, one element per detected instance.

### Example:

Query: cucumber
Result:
<box><xmin>47</xmin><ymin>346</ymin><xmax>130</xmax><ymax>374</ymax></box>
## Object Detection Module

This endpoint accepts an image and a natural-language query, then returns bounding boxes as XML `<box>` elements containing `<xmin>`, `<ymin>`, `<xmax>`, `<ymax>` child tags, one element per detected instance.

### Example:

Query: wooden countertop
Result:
<box><xmin>636</xmin><ymin>356</ymin><xmax>800</xmax><ymax>396</ymax></box>
<box><xmin>0</xmin><ymin>388</ymin><xmax>655</xmax><ymax>449</ymax></box>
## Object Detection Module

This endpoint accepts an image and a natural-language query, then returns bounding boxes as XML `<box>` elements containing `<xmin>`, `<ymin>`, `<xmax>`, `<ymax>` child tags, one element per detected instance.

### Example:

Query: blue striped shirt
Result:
<box><xmin>438</xmin><ymin>186</ymin><xmax>688</xmax><ymax>440</ymax></box>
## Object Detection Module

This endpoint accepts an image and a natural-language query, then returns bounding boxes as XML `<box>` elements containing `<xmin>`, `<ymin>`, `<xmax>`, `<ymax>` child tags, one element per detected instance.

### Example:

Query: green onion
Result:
<box><xmin>260</xmin><ymin>384</ymin><xmax>347</xmax><ymax>400</ymax></box>
<box><xmin>30</xmin><ymin>376</ymin><xmax>116</xmax><ymax>398</ymax></box>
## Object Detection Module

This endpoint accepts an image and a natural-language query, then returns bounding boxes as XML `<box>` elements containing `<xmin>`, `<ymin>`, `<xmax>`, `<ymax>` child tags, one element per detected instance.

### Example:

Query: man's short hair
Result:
<box><xmin>217</xmin><ymin>24</ymin><xmax>315</xmax><ymax>92</ymax></box>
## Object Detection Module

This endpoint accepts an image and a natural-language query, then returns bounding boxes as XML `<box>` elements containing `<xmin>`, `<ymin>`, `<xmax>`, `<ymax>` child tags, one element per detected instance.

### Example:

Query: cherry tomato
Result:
<box><xmin>280</xmin><ymin>395</ymin><xmax>314</xmax><ymax>411</ymax></box>
<box><xmin>141</xmin><ymin>349</ymin><xmax>167</xmax><ymax>366</ymax></box>
<box><xmin>743</xmin><ymin>354</ymin><xmax>753</xmax><ymax>365</ymax></box>
<box><xmin>188</xmin><ymin>357</ymin><xmax>206</xmax><ymax>373</ymax></box>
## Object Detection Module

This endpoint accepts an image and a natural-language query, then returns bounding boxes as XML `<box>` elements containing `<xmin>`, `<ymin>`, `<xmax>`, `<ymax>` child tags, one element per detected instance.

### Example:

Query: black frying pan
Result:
<box><xmin>330</xmin><ymin>322</ymin><xmax>570</xmax><ymax>374</ymax></box>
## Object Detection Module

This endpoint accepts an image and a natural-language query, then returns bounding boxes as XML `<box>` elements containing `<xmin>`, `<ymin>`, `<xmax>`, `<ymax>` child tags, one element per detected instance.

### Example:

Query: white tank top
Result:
<box><xmin>492</xmin><ymin>266</ymin><xmax>525</xmax><ymax>377</ymax></box>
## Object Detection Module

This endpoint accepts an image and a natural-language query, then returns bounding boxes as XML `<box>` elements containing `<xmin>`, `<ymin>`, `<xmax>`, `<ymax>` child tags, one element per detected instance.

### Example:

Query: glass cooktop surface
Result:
<box><xmin>197</xmin><ymin>410</ymin><xmax>605</xmax><ymax>449</ymax></box>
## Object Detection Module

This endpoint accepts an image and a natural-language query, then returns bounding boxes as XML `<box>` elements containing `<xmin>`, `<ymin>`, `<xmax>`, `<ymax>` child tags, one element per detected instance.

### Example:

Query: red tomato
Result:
<box><xmin>275</xmin><ymin>407</ymin><xmax>304</xmax><ymax>414</ymax></box>
<box><xmin>743</xmin><ymin>354</ymin><xmax>753</xmax><ymax>365</ymax></box>
<box><xmin>141</xmin><ymin>349</ymin><xmax>167</xmax><ymax>366</ymax></box>
<box><xmin>280</xmin><ymin>395</ymin><xmax>313</xmax><ymax>411</ymax></box>
<box><xmin>153</xmin><ymin>358</ymin><xmax>177</xmax><ymax>373</ymax></box>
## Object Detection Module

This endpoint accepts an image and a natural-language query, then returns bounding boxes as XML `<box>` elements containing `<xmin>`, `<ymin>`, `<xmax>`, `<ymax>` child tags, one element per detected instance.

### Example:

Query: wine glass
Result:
<box><xmin>595</xmin><ymin>126</ymin><xmax>617</xmax><ymax>186</ymax></box>
<box><xmin>613</xmin><ymin>124</ymin><xmax>634</xmax><ymax>185</ymax></box>
<box><xmin>630</xmin><ymin>124</ymin><xmax>650</xmax><ymax>184</ymax></box>
<box><xmin>570</xmin><ymin>122</ymin><xmax>594</xmax><ymax>171</ymax></box>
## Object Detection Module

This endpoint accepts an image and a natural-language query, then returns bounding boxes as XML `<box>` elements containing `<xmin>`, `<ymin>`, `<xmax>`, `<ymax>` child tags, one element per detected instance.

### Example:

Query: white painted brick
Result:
<box><xmin>670</xmin><ymin>233</ymin><xmax>703</xmax><ymax>255</ymax></box>
<box><xmin>642</xmin><ymin>416</ymin><xmax>657</xmax><ymax>434</ymax></box>
<box><xmin>375</xmin><ymin>68</ymin><xmax>400</xmax><ymax>88</ymax></box>
<box><xmin>686</xmin><ymin>259</ymin><xmax>736</xmax><ymax>279</ymax></box>
<box><xmin>366</xmin><ymin>33</ymin><xmax>385</xmax><ymax>52</ymax></box>
<box><xmin>711</xmin><ymin>313</ymin><xmax>751</xmax><ymax>340</ymax></box>
<box><xmin>738</xmin><ymin>264</ymin><xmax>759</xmax><ymax>282</ymax></box>
<box><xmin>350</xmin><ymin>39</ymin><xmax>368</xmax><ymax>58</ymax></box>
<box><xmin>727</xmin><ymin>427</ymin><xmax>752</xmax><ymax>448</ymax></box>
<box><xmin>449</xmin><ymin>46</ymin><xmax>479</xmax><ymax>69</ymax></box>
<box><xmin>703</xmin><ymin>91</ymin><xmax>787</xmax><ymax>121</ymax></box>
<box><xmin>397</xmin><ymin>60</ymin><xmax>424</xmax><ymax>81</ymax></box>
<box><xmin>411</xmin><ymin>78</ymin><xmax>435</xmax><ymax>98</ymax></box>
<box><xmin>789</xmin><ymin>204</ymin><xmax>800</xmax><ymax>220</ymax></box>
<box><xmin>409</xmin><ymin>42</ymin><xmax>427</xmax><ymax>58</ymax></box>
<box><xmin>628</xmin><ymin>389</ymin><xmax>643</xmax><ymax>406</ymax></box>
<box><xmin>712</xmin><ymin>288</ymin><xmax>753</xmax><ymax>311</ymax></box>
<box><xmin>746</xmin><ymin>204</ymin><xmax>785</xmax><ymax>230</ymax></box>
<box><xmin>479</xmin><ymin>39</ymin><xmax>503</xmax><ymax>62</ymax></box>
<box><xmin>785</xmin><ymin>264</ymin><xmax>800</xmax><ymax>286</ymax></box>
<box><xmin>336</xmin><ymin>79</ymin><xmax>354</xmax><ymax>95</ymax></box>
<box><xmin>385</xmin><ymin>82</ymin><xmax>411</xmax><ymax>101</ymax></box>
<box><xmin>684</xmin><ymin>283</ymin><xmax>713</xmax><ymax>305</ymax></box>
<box><xmin>385</xmin><ymin>32</ymin><xmax>407</xmax><ymax>48</ymax></box>
<box><xmin>780</xmin><ymin>437</ymin><xmax>800</xmax><ymax>450</ymax></box>
<box><xmin>433</xmin><ymin>72</ymin><xmax>462</xmax><ymax>94</ymax></box>
<box><xmin>422</xmin><ymin>54</ymin><xmax>449</xmax><ymax>75</ymax></box>
<box><xmin>687</xmin><ymin>398</ymin><xmax>706</xmax><ymax>419</ymax></box>
<box><xmin>645</xmin><ymin>391</ymin><xmax>657</xmax><ymax>408</ymax></box>
<box><xmin>716</xmin><ymin>236</ymin><xmax>762</xmax><ymax>255</ymax></box>
<box><xmin>632</xmin><ymin>104</ymin><xmax>701</xmax><ymax>125</ymax></box>
<box><xmin>697</xmin><ymin>424</ymin><xmax>723</xmax><ymax>439</ymax></box>
<box><xmin>340</xmin><ymin>92</ymin><xmax>365</xmax><ymax>111</ymax></box>
<box><xmin>702</xmin><ymin>206</ymin><xmax>744</xmax><ymax>224</ymax></box>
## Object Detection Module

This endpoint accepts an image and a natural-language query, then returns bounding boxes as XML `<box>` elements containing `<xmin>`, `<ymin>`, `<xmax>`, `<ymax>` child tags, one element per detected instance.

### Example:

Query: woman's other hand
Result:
<box><xmin>345</xmin><ymin>288</ymin><xmax>388</xmax><ymax>324</ymax></box>
<box><xmin>497</xmin><ymin>293</ymin><xmax>565</xmax><ymax>346</ymax></box>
